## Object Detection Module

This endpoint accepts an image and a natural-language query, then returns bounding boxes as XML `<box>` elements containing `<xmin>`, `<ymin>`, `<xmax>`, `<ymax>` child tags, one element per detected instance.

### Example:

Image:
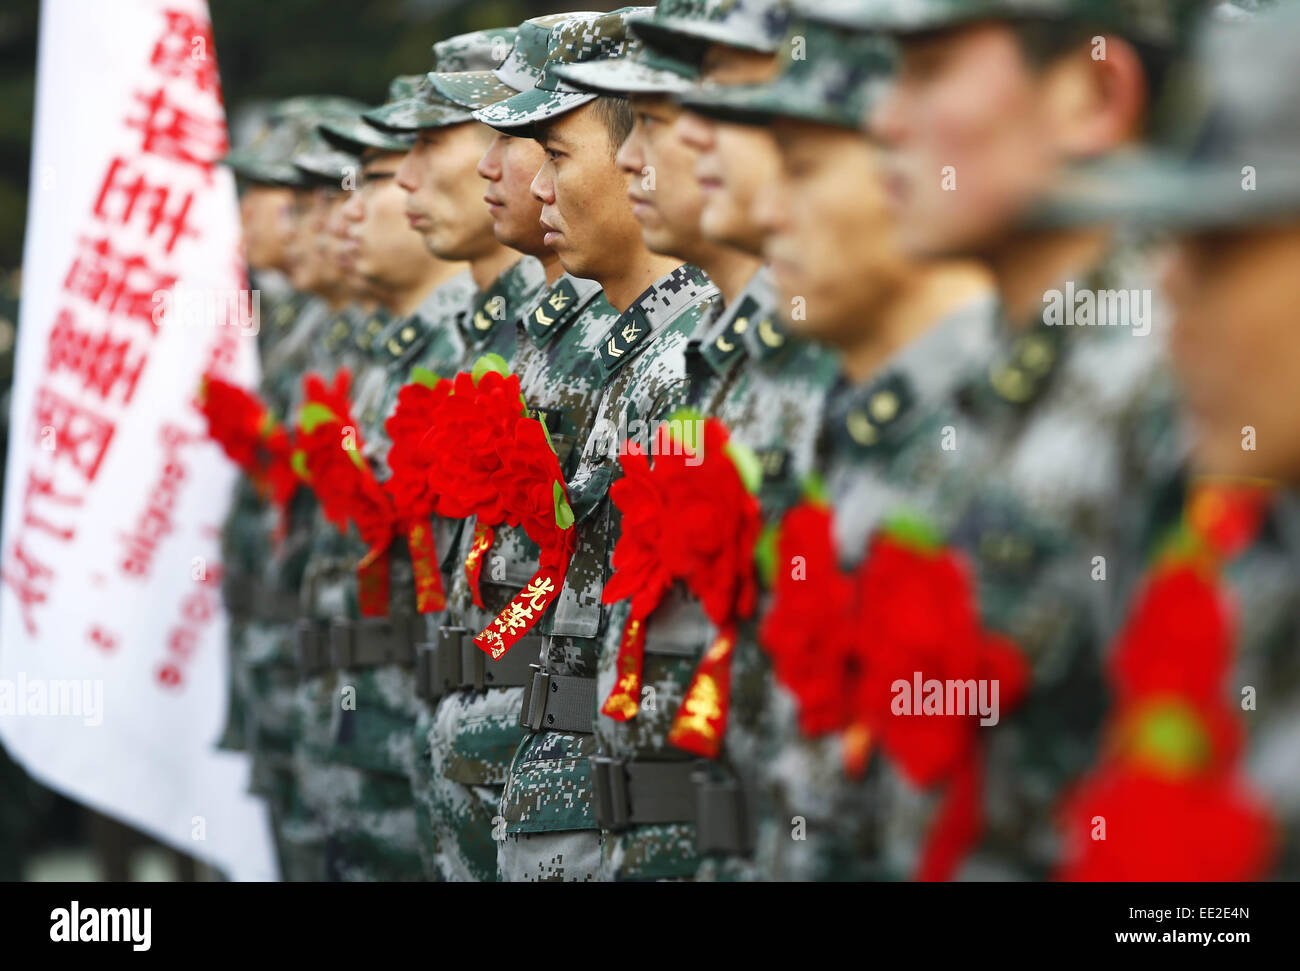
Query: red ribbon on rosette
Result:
<box><xmin>293</xmin><ymin>370</ymin><xmax>398</xmax><ymax>616</ymax></box>
<box><xmin>197</xmin><ymin>374</ymin><xmax>298</xmax><ymax>526</ymax></box>
<box><xmin>1055</xmin><ymin>477</ymin><xmax>1278</xmax><ymax>881</ymax></box>
<box><xmin>760</xmin><ymin>500</ymin><xmax>1028</xmax><ymax>881</ymax></box>
<box><xmin>387</xmin><ymin>354</ymin><xmax>577</xmax><ymax>658</ymax></box>
<box><xmin>599</xmin><ymin>415</ymin><xmax>762</xmax><ymax>759</ymax></box>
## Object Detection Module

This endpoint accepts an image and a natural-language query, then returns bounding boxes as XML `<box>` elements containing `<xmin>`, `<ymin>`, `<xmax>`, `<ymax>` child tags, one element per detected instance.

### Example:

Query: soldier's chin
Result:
<box><xmin>1193</xmin><ymin>427</ymin><xmax>1286</xmax><ymax>484</ymax></box>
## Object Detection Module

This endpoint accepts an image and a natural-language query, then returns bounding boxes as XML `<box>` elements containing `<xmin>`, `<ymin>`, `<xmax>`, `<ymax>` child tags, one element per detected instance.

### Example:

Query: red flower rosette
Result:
<box><xmin>383</xmin><ymin>369</ymin><xmax>457</xmax><ymax>613</ymax></box>
<box><xmin>1055</xmin><ymin>477</ymin><xmax>1279</xmax><ymax>880</ymax></box>
<box><xmin>295</xmin><ymin>369</ymin><xmax>398</xmax><ymax>616</ymax></box>
<box><xmin>600</xmin><ymin>416</ymin><xmax>762</xmax><ymax>759</ymax></box>
<box><xmin>197</xmin><ymin>374</ymin><xmax>297</xmax><ymax>511</ymax></box>
<box><xmin>758</xmin><ymin>500</ymin><xmax>857</xmax><ymax>736</ymax></box>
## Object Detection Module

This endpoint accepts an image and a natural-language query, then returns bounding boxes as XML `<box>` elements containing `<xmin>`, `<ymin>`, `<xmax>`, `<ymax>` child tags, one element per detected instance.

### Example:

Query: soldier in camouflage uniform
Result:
<box><xmin>700</xmin><ymin>0</ymin><xmax>1191</xmax><ymax>878</ymax></box>
<box><xmin>1040</xmin><ymin>2</ymin><xmax>1300</xmax><ymax>877</ymax></box>
<box><xmin>468</xmin><ymin>8</ymin><xmax>723</xmax><ymax>881</ymax></box>
<box><xmin>544</xmin><ymin>0</ymin><xmax>829</xmax><ymax>882</ymax></box>
<box><xmin>215</xmin><ymin>97</ymin><xmax>365</xmax><ymax>880</ymax></box>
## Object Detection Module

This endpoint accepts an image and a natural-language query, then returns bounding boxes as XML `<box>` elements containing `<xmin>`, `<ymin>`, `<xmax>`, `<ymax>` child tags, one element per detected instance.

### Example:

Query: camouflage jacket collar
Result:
<box><xmin>825</xmin><ymin>293</ymin><xmax>996</xmax><ymax>459</ymax></box>
<box><xmin>978</xmin><ymin>233</ymin><xmax>1150</xmax><ymax>408</ymax></box>
<box><xmin>316</xmin><ymin>306</ymin><xmax>359</xmax><ymax>357</ymax></box>
<box><xmin>519</xmin><ymin>273</ymin><xmax>604</xmax><ymax>347</ymax></box>
<box><xmin>596</xmin><ymin>263</ymin><xmax>718</xmax><ymax>378</ymax></box>
<box><xmin>696</xmin><ymin>265</ymin><xmax>779</xmax><ymax>378</ymax></box>
<box><xmin>458</xmin><ymin>257</ymin><xmax>546</xmax><ymax>348</ymax></box>
<box><xmin>350</xmin><ymin>308</ymin><xmax>392</xmax><ymax>358</ymax></box>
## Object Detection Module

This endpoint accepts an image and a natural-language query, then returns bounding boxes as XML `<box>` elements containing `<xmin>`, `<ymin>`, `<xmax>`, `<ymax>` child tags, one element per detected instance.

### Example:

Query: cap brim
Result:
<box><xmin>630</xmin><ymin>16</ymin><xmax>777</xmax><ymax>63</ymax></box>
<box><xmin>429</xmin><ymin>70</ymin><xmax>523</xmax><ymax>110</ymax></box>
<box><xmin>319</xmin><ymin>117</ymin><xmax>412</xmax><ymax>153</ymax></box>
<box><xmin>363</xmin><ymin>96</ymin><xmax>474</xmax><ymax>132</ymax></box>
<box><xmin>551</xmin><ymin>57</ymin><xmax>694</xmax><ymax>96</ymax></box>
<box><xmin>1033</xmin><ymin>154</ymin><xmax>1300</xmax><ymax>231</ymax></box>
<box><xmin>221</xmin><ymin>151</ymin><xmax>305</xmax><ymax>187</ymax></box>
<box><xmin>472</xmin><ymin>86</ymin><xmax>596</xmax><ymax>133</ymax></box>
<box><xmin>810</xmin><ymin>0</ymin><xmax>1062</xmax><ymax>34</ymax></box>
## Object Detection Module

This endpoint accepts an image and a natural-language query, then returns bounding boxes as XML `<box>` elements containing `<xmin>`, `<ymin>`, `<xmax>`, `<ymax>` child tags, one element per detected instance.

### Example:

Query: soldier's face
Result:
<box><xmin>1163</xmin><ymin>224</ymin><xmax>1300</xmax><ymax>482</ymax></box>
<box><xmin>532</xmin><ymin>103</ymin><xmax>645</xmax><ymax>282</ymax></box>
<box><xmin>618</xmin><ymin>94</ymin><xmax>708</xmax><ymax>258</ymax></box>
<box><xmin>345</xmin><ymin>151</ymin><xmax>433</xmax><ymax>290</ymax></box>
<box><xmin>758</xmin><ymin>120</ymin><xmax>907</xmax><ymax>341</ymax></box>
<box><xmin>239</xmin><ymin>184</ymin><xmax>295</xmax><ymax>272</ymax></box>
<box><xmin>396</xmin><ymin>122</ymin><xmax>497</xmax><ymax>261</ymax></box>
<box><xmin>870</xmin><ymin>23</ymin><xmax>1063</xmax><ymax>259</ymax></box>
<box><xmin>286</xmin><ymin>187</ymin><xmax>334</xmax><ymax>293</ymax></box>
<box><xmin>675</xmin><ymin>45</ymin><xmax>781</xmax><ymax>254</ymax></box>
<box><xmin>477</xmin><ymin>131</ymin><xmax>548</xmax><ymax>258</ymax></box>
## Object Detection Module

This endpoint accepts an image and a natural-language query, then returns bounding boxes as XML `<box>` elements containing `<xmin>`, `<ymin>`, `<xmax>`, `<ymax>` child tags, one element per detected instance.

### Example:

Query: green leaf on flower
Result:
<box><xmin>471</xmin><ymin>353</ymin><xmax>510</xmax><ymax>384</ymax></box>
<box><xmin>881</xmin><ymin>509</ymin><xmax>943</xmax><ymax>553</ymax></box>
<box><xmin>754</xmin><ymin>522</ymin><xmax>779</xmax><ymax>589</ymax></box>
<box><xmin>1130</xmin><ymin>700</ymin><xmax>1211</xmax><ymax>777</ymax></box>
<box><xmin>291</xmin><ymin>450</ymin><xmax>311</xmax><ymax>482</ymax></box>
<box><xmin>553</xmin><ymin>480</ymin><xmax>575</xmax><ymax>530</ymax></box>
<box><xmin>297</xmin><ymin>401</ymin><xmax>338</xmax><ymax>434</ymax></box>
<box><xmin>725</xmin><ymin>439</ymin><xmax>762</xmax><ymax>495</ymax></box>
<box><xmin>411</xmin><ymin>366</ymin><xmax>440</xmax><ymax>389</ymax></box>
<box><xmin>801</xmin><ymin>471</ymin><xmax>828</xmax><ymax>507</ymax></box>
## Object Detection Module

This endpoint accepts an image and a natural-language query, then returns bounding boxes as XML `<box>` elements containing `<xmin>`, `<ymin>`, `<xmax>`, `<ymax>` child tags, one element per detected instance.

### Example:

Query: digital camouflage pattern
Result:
<box><xmin>630</xmin><ymin>0</ymin><xmax>791</xmax><ymax>68</ymax></box>
<box><xmin>319</xmin><ymin>77</ymin><xmax>420</xmax><ymax>155</ymax></box>
<box><xmin>497</xmin><ymin>264</ymin><xmax>720</xmax><ymax>881</ymax></box>
<box><xmin>676</xmin><ymin>15</ymin><xmax>897</xmax><ymax>129</ymax></box>
<box><xmin>429</xmin><ymin>14</ymin><xmax>591</xmax><ymax>110</ymax></box>
<box><xmin>551</xmin><ymin>0</ymin><xmax>704</xmax><ymax>95</ymax></box>
<box><xmin>473</xmin><ymin>9</ymin><xmax>649</xmax><ymax>133</ymax></box>
<box><xmin>365</xmin><ymin>29</ymin><xmax>518</xmax><ymax>132</ymax></box>
<box><xmin>595</xmin><ymin>270</ymin><xmax>842</xmax><ymax>881</ymax></box>
<box><xmin>221</xmin><ymin>95</ymin><xmax>363</xmax><ymax>187</ymax></box>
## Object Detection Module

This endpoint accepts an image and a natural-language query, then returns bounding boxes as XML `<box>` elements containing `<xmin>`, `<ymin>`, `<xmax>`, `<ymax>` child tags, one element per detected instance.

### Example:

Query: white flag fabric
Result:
<box><xmin>1</xmin><ymin>0</ymin><xmax>276</xmax><ymax>880</ymax></box>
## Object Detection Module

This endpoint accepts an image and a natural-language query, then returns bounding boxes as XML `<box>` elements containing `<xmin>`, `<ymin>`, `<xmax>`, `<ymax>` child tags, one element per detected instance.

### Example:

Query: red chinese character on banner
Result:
<box><xmin>33</xmin><ymin>386</ymin><xmax>116</xmax><ymax>483</ymax></box>
<box><xmin>127</xmin><ymin>86</ymin><xmax>227</xmax><ymax>176</ymax></box>
<box><xmin>150</xmin><ymin>10</ymin><xmax>220</xmax><ymax>95</ymax></box>
<box><xmin>64</xmin><ymin>236</ymin><xmax>176</xmax><ymax>331</ymax></box>
<box><xmin>20</xmin><ymin>468</ymin><xmax>83</xmax><ymax>543</ymax></box>
<box><xmin>93</xmin><ymin>157</ymin><xmax>198</xmax><ymax>254</ymax></box>
<box><xmin>47</xmin><ymin>309</ymin><xmax>148</xmax><ymax>404</ymax></box>
<box><xmin>1</xmin><ymin>540</ymin><xmax>54</xmax><ymax>636</ymax></box>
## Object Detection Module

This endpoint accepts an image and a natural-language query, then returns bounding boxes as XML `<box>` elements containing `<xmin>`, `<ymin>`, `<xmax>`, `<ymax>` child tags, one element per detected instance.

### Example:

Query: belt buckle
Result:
<box><xmin>590</xmin><ymin>756</ymin><xmax>630</xmax><ymax>832</ymax></box>
<box><xmin>329</xmin><ymin>618</ymin><xmax>356</xmax><ymax>669</ymax></box>
<box><xmin>519</xmin><ymin>664</ymin><xmax>550</xmax><ymax>731</ymax></box>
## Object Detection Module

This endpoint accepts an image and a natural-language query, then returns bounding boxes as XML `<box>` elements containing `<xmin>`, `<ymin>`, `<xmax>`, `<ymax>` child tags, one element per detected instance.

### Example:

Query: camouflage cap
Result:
<box><xmin>550</xmin><ymin>0</ymin><xmax>714</xmax><ymax>94</ymax></box>
<box><xmin>473</xmin><ymin>8</ymin><xmax>649</xmax><ymax>133</ymax></box>
<box><xmin>430</xmin><ymin>14</ymin><xmax>599</xmax><ymax>111</ymax></box>
<box><xmin>810</xmin><ymin>0</ymin><xmax>1211</xmax><ymax>48</ymax></box>
<box><xmin>365</xmin><ymin>28</ymin><xmax>518</xmax><ymax>131</ymax></box>
<box><xmin>222</xmin><ymin>95</ymin><xmax>363</xmax><ymax>186</ymax></box>
<box><xmin>677</xmin><ymin>15</ymin><xmax>897</xmax><ymax>128</ymax></box>
<box><xmin>291</xmin><ymin>127</ymin><xmax>361</xmax><ymax>186</ymax></box>
<box><xmin>1035</xmin><ymin>3</ymin><xmax>1300</xmax><ymax>229</ymax></box>
<box><xmin>319</xmin><ymin>76</ymin><xmax>421</xmax><ymax>153</ymax></box>
<box><xmin>630</xmin><ymin>0</ymin><xmax>791</xmax><ymax>66</ymax></box>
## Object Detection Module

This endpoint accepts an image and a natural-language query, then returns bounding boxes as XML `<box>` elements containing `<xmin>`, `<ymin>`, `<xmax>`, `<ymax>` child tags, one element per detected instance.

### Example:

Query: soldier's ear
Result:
<box><xmin>1044</xmin><ymin>35</ymin><xmax>1148</xmax><ymax>161</ymax></box>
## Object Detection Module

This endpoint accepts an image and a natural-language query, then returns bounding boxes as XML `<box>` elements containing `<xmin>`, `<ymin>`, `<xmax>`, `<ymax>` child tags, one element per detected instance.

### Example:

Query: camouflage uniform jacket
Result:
<box><xmin>592</xmin><ymin>267</ymin><xmax>839</xmax><ymax>880</ymax></box>
<box><xmin>498</xmin><ymin>264</ymin><xmax>720</xmax><ymax>844</ymax></box>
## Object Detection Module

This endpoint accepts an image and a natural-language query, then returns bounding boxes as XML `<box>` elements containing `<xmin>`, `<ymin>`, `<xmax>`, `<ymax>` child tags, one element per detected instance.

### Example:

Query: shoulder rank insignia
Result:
<box><xmin>353</xmin><ymin>314</ymin><xmax>388</xmax><ymax>353</ymax></box>
<box><xmin>702</xmin><ymin>295</ymin><xmax>759</xmax><ymax>374</ymax></box>
<box><xmin>836</xmin><ymin>372</ymin><xmax>914</xmax><ymax>453</ymax></box>
<box><xmin>323</xmin><ymin>314</ymin><xmax>352</xmax><ymax>353</ymax></box>
<box><xmin>525</xmin><ymin>277</ymin><xmax>582</xmax><ymax>343</ymax></box>
<box><xmin>598</xmin><ymin>304</ymin><xmax>652</xmax><ymax>373</ymax></box>
<box><xmin>754</xmin><ymin>446</ymin><xmax>790</xmax><ymax>483</ymax></box>
<box><xmin>468</xmin><ymin>280</ymin><xmax>511</xmax><ymax>343</ymax></box>
<box><xmin>754</xmin><ymin>314</ymin><xmax>789</xmax><ymax>360</ymax></box>
<box><xmin>385</xmin><ymin>319</ymin><xmax>426</xmax><ymax>362</ymax></box>
<box><xmin>987</xmin><ymin>327</ymin><xmax>1061</xmax><ymax>405</ymax></box>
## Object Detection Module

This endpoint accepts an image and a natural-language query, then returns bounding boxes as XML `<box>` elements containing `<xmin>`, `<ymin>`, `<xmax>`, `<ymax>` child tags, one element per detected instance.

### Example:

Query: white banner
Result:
<box><xmin>1</xmin><ymin>0</ymin><xmax>275</xmax><ymax>880</ymax></box>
